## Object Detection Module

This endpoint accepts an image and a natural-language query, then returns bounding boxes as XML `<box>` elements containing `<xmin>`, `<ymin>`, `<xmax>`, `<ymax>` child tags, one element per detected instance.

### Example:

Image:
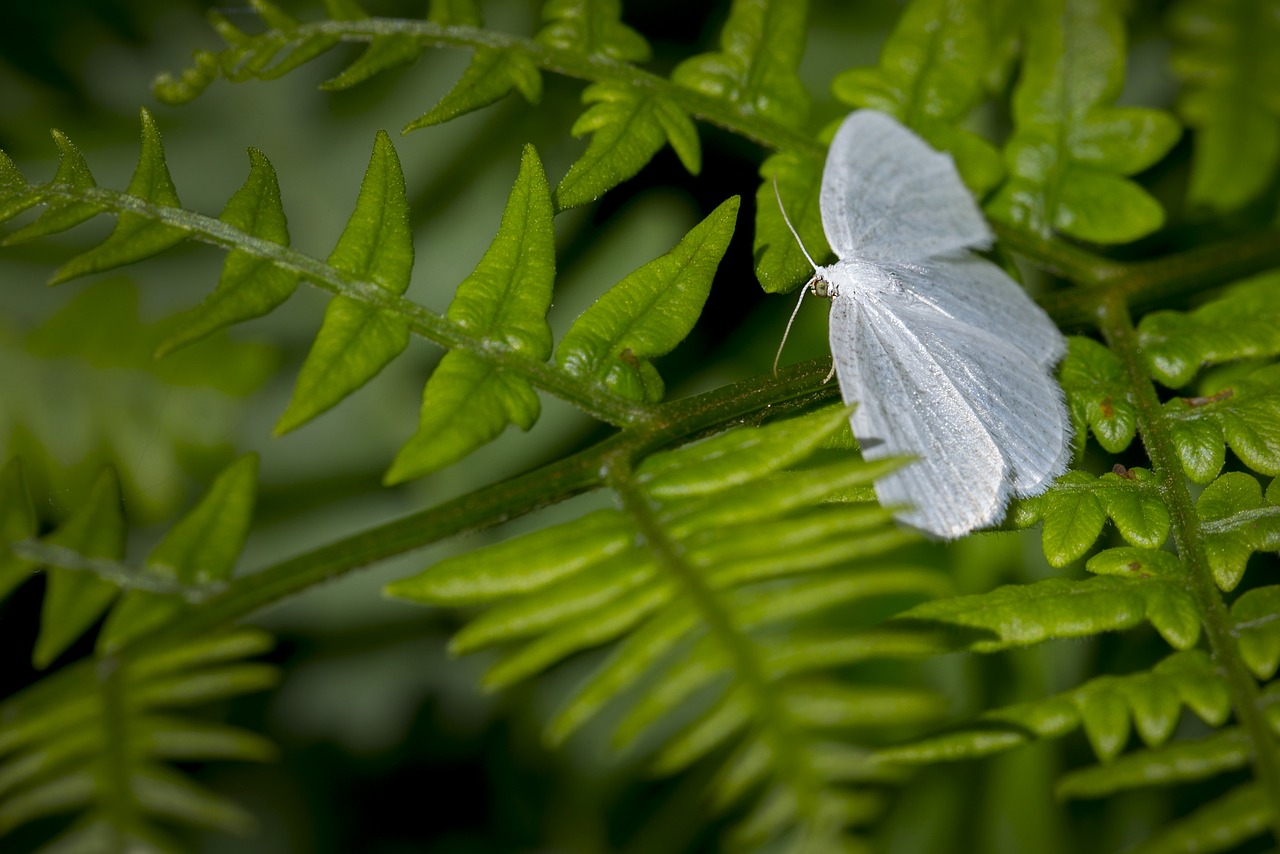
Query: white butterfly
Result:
<box><xmin>777</xmin><ymin>110</ymin><xmax>1071</xmax><ymax>538</ymax></box>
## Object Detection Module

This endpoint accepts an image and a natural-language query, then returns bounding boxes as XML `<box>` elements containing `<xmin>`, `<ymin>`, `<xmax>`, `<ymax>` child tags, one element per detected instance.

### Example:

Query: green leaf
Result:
<box><xmin>1232</xmin><ymin>586</ymin><xmax>1280</xmax><ymax>679</ymax></box>
<box><xmin>428</xmin><ymin>0</ymin><xmax>482</xmax><ymax>25</ymax></box>
<box><xmin>386</xmin><ymin>144</ymin><xmax>555</xmax><ymax>483</ymax></box>
<box><xmin>0</xmin><ymin>149</ymin><xmax>38</xmax><ymax>223</ymax></box>
<box><xmin>1011</xmin><ymin>468</ymin><xmax>1170</xmax><ymax>567</ymax></box>
<box><xmin>1059</xmin><ymin>336</ymin><xmax>1138</xmax><ymax>454</ymax></box>
<box><xmin>1198</xmin><ymin>473</ymin><xmax>1280</xmax><ymax>592</ymax></box>
<box><xmin>671</xmin><ymin>0</ymin><xmax>810</xmax><ymax>129</ymax></box>
<box><xmin>321</xmin><ymin>34</ymin><xmax>422</xmax><ymax>91</ymax></box>
<box><xmin>153</xmin><ymin>48</ymin><xmax>222</xmax><ymax>105</ymax></box>
<box><xmin>158</xmin><ymin>148</ymin><xmax>299</xmax><ymax>356</ymax></box>
<box><xmin>33</xmin><ymin>469</ymin><xmax>126</xmax><ymax>668</ymax></box>
<box><xmin>554</xmin><ymin>81</ymin><xmax>701</xmax><ymax>210</ymax></box>
<box><xmin>1163</xmin><ymin>363</ymin><xmax>1280</xmax><ymax>483</ymax></box>
<box><xmin>0</xmin><ymin>458</ymin><xmax>37</xmax><ymax>604</ymax></box>
<box><xmin>275</xmin><ymin>130</ymin><xmax>413</xmax><ymax>435</ymax></box>
<box><xmin>403</xmin><ymin>48</ymin><xmax>542</xmax><ymax>132</ymax></box>
<box><xmin>535</xmin><ymin>0</ymin><xmax>651</xmax><ymax>62</ymax></box>
<box><xmin>1168</xmin><ymin>0</ymin><xmax>1280</xmax><ymax>211</ymax></box>
<box><xmin>754</xmin><ymin>151</ymin><xmax>829</xmax><ymax>294</ymax></box>
<box><xmin>985</xmin><ymin>0</ymin><xmax>1180</xmax><ymax>243</ymax></box>
<box><xmin>47</xmin><ymin>109</ymin><xmax>187</xmax><ymax>286</ymax></box>
<box><xmin>831</xmin><ymin>0</ymin><xmax>1003</xmax><ymax>194</ymax></box>
<box><xmin>1129</xmin><ymin>783</ymin><xmax>1271</xmax><ymax>854</ymax></box>
<box><xmin>2</xmin><ymin>131</ymin><xmax>102</xmax><ymax>245</ymax></box>
<box><xmin>894</xmin><ymin>573</ymin><xmax>1200</xmax><ymax>653</ymax></box>
<box><xmin>100</xmin><ymin>455</ymin><xmax>259</xmax><ymax>651</ymax></box>
<box><xmin>1138</xmin><ymin>271</ymin><xmax>1280</xmax><ymax>387</ymax></box>
<box><xmin>1057</xmin><ymin>729</ymin><xmax>1250</xmax><ymax>799</ymax></box>
<box><xmin>557</xmin><ymin>196</ymin><xmax>739</xmax><ymax>401</ymax></box>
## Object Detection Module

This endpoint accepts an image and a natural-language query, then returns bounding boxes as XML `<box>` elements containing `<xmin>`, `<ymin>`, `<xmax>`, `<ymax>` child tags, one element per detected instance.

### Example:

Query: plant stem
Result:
<box><xmin>1099</xmin><ymin>293</ymin><xmax>1280</xmax><ymax>834</ymax></box>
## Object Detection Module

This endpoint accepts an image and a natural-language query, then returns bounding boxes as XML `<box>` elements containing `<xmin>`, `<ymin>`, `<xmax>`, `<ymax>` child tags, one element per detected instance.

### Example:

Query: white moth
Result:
<box><xmin>778</xmin><ymin>110</ymin><xmax>1071</xmax><ymax>538</ymax></box>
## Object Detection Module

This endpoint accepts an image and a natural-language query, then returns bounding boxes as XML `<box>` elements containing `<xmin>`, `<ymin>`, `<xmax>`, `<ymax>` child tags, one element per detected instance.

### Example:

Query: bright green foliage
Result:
<box><xmin>1010</xmin><ymin>468</ymin><xmax>1170</xmax><ymax>567</ymax></box>
<box><xmin>2</xmin><ymin>131</ymin><xmax>102</xmax><ymax>244</ymax></box>
<box><xmin>1168</xmin><ymin>0</ymin><xmax>1280</xmax><ymax>212</ymax></box>
<box><xmin>557</xmin><ymin>197</ymin><xmax>739</xmax><ymax>401</ymax></box>
<box><xmin>985</xmin><ymin>0</ymin><xmax>1180</xmax><ymax>243</ymax></box>
<box><xmin>1059</xmin><ymin>336</ymin><xmax>1139</xmax><ymax>454</ymax></box>
<box><xmin>671</xmin><ymin>0</ymin><xmax>811</xmax><ymax>129</ymax></box>
<box><xmin>404</xmin><ymin>49</ymin><xmax>542</xmax><ymax>131</ymax></box>
<box><xmin>1129</xmin><ymin>783</ymin><xmax>1272</xmax><ymax>854</ymax></box>
<box><xmin>754</xmin><ymin>151</ymin><xmax>828</xmax><ymax>294</ymax></box>
<box><xmin>276</xmin><ymin>131</ymin><xmax>414</xmax><ymax>435</ymax></box>
<box><xmin>1138</xmin><ymin>271</ymin><xmax>1280</xmax><ymax>388</ymax></box>
<box><xmin>387</xmin><ymin>145</ymin><xmax>555</xmax><ymax>483</ymax></box>
<box><xmin>535</xmin><ymin>0</ymin><xmax>650</xmax><ymax>62</ymax></box>
<box><xmin>389</xmin><ymin>407</ymin><xmax>944</xmax><ymax>850</ymax></box>
<box><xmin>831</xmin><ymin>0</ymin><xmax>1003</xmax><ymax>194</ymax></box>
<box><xmin>1161</xmin><ymin>363</ymin><xmax>1280</xmax><ymax>484</ymax></box>
<box><xmin>0</xmin><ymin>459</ymin><xmax>36</xmax><ymax>604</ymax></box>
<box><xmin>160</xmin><ymin>148</ymin><xmax>299</xmax><ymax>356</ymax></box>
<box><xmin>102</xmin><ymin>455</ymin><xmax>260</xmax><ymax>650</ymax></box>
<box><xmin>32</xmin><ymin>470</ymin><xmax>126</xmax><ymax>669</ymax></box>
<box><xmin>0</xmin><ymin>628</ymin><xmax>278</xmax><ymax>848</ymax></box>
<box><xmin>45</xmin><ymin>109</ymin><xmax>187</xmax><ymax>287</ymax></box>
<box><xmin>876</xmin><ymin>651</ymin><xmax>1229</xmax><ymax>765</ymax></box>
<box><xmin>319</xmin><ymin>0</ymin><xmax>422</xmax><ymax>91</ymax></box>
<box><xmin>1055</xmin><ymin>728</ymin><xmax>1254</xmax><ymax>799</ymax></box>
<box><xmin>893</xmin><ymin>566</ymin><xmax>1201</xmax><ymax>653</ymax></box>
<box><xmin>0</xmin><ymin>151</ymin><xmax>36</xmax><ymax>222</ymax></box>
<box><xmin>554</xmin><ymin>81</ymin><xmax>701</xmax><ymax>209</ymax></box>
<box><xmin>1233</xmin><ymin>586</ymin><xmax>1280</xmax><ymax>678</ymax></box>
<box><xmin>1198</xmin><ymin>473</ymin><xmax>1280</xmax><ymax>591</ymax></box>
<box><xmin>428</xmin><ymin>0</ymin><xmax>481</xmax><ymax>25</ymax></box>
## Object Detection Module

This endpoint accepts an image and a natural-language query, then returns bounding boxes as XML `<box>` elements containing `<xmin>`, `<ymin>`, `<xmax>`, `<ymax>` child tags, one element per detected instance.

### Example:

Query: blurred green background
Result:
<box><xmin>0</xmin><ymin>1</ymin><xmax>1220</xmax><ymax>851</ymax></box>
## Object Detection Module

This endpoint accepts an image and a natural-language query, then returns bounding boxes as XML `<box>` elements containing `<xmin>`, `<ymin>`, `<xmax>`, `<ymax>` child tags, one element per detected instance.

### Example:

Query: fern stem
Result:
<box><xmin>609</xmin><ymin>466</ymin><xmax>828</xmax><ymax>838</ymax></box>
<box><xmin>29</xmin><ymin>183</ymin><xmax>646</xmax><ymax>426</ymax></box>
<box><xmin>1099</xmin><ymin>293</ymin><xmax>1280</xmax><ymax>834</ymax></box>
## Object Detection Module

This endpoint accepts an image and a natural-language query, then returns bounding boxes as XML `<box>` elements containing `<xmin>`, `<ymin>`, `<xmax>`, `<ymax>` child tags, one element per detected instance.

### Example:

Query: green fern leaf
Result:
<box><xmin>275</xmin><ymin>130</ymin><xmax>413</xmax><ymax>435</ymax></box>
<box><xmin>386</xmin><ymin>144</ymin><xmax>555</xmax><ymax>483</ymax></box>
<box><xmin>318</xmin><ymin>0</ymin><xmax>421</xmax><ymax>92</ymax></box>
<box><xmin>1010</xmin><ymin>468</ymin><xmax>1169</xmax><ymax>567</ymax></box>
<box><xmin>0</xmin><ymin>629</ymin><xmax>277</xmax><ymax>846</ymax></box>
<box><xmin>554</xmin><ymin>81</ymin><xmax>701</xmax><ymax>209</ymax></box>
<box><xmin>878</xmin><ymin>650</ymin><xmax>1230</xmax><ymax>766</ymax></box>
<box><xmin>1163</xmin><ymin>363</ymin><xmax>1280</xmax><ymax>484</ymax></box>
<box><xmin>0</xmin><ymin>150</ymin><xmax>37</xmax><ymax>222</ymax></box>
<box><xmin>831</xmin><ymin>0</ymin><xmax>1003</xmax><ymax>194</ymax></box>
<box><xmin>1060</xmin><ymin>336</ymin><xmax>1139</xmax><ymax>454</ymax></box>
<box><xmin>32</xmin><ymin>469</ymin><xmax>125</xmax><ymax>669</ymax></box>
<box><xmin>1139</xmin><ymin>271</ymin><xmax>1280</xmax><ymax>388</ymax></box>
<box><xmin>46</xmin><ymin>109</ymin><xmax>186</xmax><ymax>286</ymax></box>
<box><xmin>985</xmin><ymin>0</ymin><xmax>1180</xmax><ymax>243</ymax></box>
<box><xmin>152</xmin><ymin>48</ymin><xmax>222</xmax><ymax>105</ymax></box>
<box><xmin>1168</xmin><ymin>0</ymin><xmax>1280</xmax><ymax>211</ymax></box>
<box><xmin>1197</xmin><ymin>472</ymin><xmax>1280</xmax><ymax>592</ymax></box>
<box><xmin>428</xmin><ymin>0</ymin><xmax>482</xmax><ymax>25</ymax></box>
<box><xmin>556</xmin><ymin>196</ymin><xmax>739</xmax><ymax>401</ymax></box>
<box><xmin>403</xmin><ymin>48</ymin><xmax>542</xmax><ymax>132</ymax></box>
<box><xmin>158</xmin><ymin>148</ymin><xmax>299</xmax><ymax>357</ymax></box>
<box><xmin>1130</xmin><ymin>782</ymin><xmax>1271</xmax><ymax>854</ymax></box>
<box><xmin>0</xmin><ymin>459</ymin><xmax>36</xmax><ymax>605</ymax></box>
<box><xmin>1233</xmin><ymin>586</ymin><xmax>1280</xmax><ymax>678</ymax></box>
<box><xmin>894</xmin><ymin>564</ymin><xmax>1200</xmax><ymax>654</ymax></box>
<box><xmin>236</xmin><ymin>0</ymin><xmax>341</xmax><ymax>81</ymax></box>
<box><xmin>755</xmin><ymin>151</ymin><xmax>828</xmax><ymax>294</ymax></box>
<box><xmin>535</xmin><ymin>0</ymin><xmax>651</xmax><ymax>62</ymax></box>
<box><xmin>1056</xmin><ymin>728</ymin><xmax>1254</xmax><ymax>799</ymax></box>
<box><xmin>101</xmin><ymin>454</ymin><xmax>259</xmax><ymax>650</ymax></box>
<box><xmin>2</xmin><ymin>131</ymin><xmax>102</xmax><ymax>244</ymax></box>
<box><xmin>671</xmin><ymin>0</ymin><xmax>810</xmax><ymax>129</ymax></box>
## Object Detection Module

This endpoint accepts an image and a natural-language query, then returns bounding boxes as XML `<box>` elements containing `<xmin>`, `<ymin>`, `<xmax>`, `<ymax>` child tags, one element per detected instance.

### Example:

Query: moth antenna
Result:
<box><xmin>772</xmin><ymin>175</ymin><xmax>818</xmax><ymax>271</ymax></box>
<box><xmin>773</xmin><ymin>282</ymin><xmax>812</xmax><ymax>377</ymax></box>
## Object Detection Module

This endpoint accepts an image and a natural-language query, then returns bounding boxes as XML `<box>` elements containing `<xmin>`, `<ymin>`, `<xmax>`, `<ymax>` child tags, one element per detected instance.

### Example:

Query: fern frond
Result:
<box><xmin>986</xmin><ymin>0</ymin><xmax>1181</xmax><ymax>243</ymax></box>
<box><xmin>1129</xmin><ymin>782</ymin><xmax>1273</xmax><ymax>854</ymax></box>
<box><xmin>535</xmin><ymin>0</ymin><xmax>650</xmax><ymax>62</ymax></box>
<box><xmin>0</xmin><ymin>628</ymin><xmax>277</xmax><ymax>849</ymax></box>
<box><xmin>1161</xmin><ymin>363</ymin><xmax>1280</xmax><ymax>485</ymax></box>
<box><xmin>388</xmin><ymin>406</ymin><xmax>948</xmax><ymax>849</ymax></box>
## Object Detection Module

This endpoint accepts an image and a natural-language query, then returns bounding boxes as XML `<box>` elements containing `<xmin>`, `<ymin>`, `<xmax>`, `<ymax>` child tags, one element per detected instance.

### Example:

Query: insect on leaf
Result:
<box><xmin>385</xmin><ymin>144</ymin><xmax>555</xmax><ymax>483</ymax></box>
<box><xmin>275</xmin><ymin>130</ymin><xmax>414</xmax><ymax>436</ymax></box>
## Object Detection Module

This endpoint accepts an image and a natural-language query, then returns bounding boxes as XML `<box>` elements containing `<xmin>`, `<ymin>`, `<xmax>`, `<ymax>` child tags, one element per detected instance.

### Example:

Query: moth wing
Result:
<box><xmin>829</xmin><ymin>285</ymin><xmax>1008</xmax><ymax>538</ymax></box>
<box><xmin>820</xmin><ymin>110</ymin><xmax>992</xmax><ymax>266</ymax></box>
<box><xmin>891</xmin><ymin>253</ymin><xmax>1067</xmax><ymax>369</ymax></box>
